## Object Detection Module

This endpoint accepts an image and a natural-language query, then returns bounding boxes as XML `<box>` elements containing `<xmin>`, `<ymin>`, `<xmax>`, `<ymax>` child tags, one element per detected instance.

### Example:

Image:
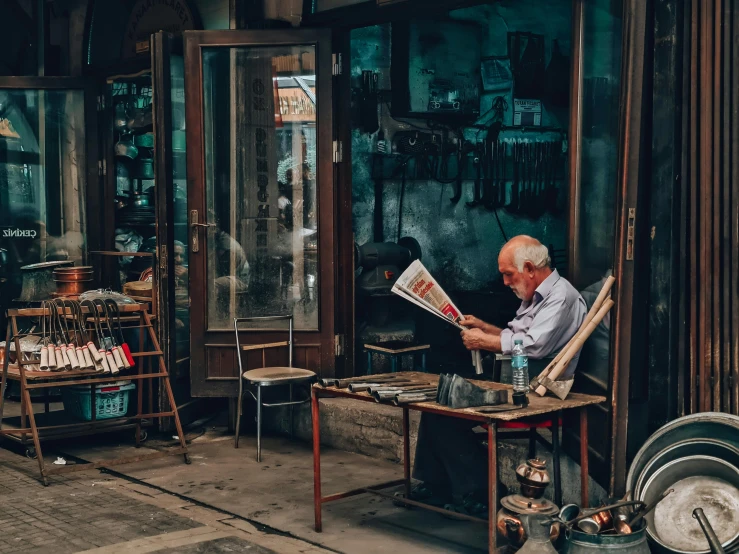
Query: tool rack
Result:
<box><xmin>0</xmin><ymin>303</ymin><xmax>190</xmax><ymax>485</ymax></box>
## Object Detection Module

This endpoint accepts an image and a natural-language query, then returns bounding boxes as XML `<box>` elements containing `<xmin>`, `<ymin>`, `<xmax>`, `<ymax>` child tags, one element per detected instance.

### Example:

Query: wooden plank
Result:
<box><xmin>241</xmin><ymin>341</ymin><xmax>289</xmax><ymax>351</ymax></box>
<box><xmin>364</xmin><ymin>344</ymin><xmax>431</xmax><ymax>354</ymax></box>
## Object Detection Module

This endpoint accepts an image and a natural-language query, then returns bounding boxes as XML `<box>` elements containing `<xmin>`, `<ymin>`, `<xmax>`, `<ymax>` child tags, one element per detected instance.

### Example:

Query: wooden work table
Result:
<box><xmin>311</xmin><ymin>372</ymin><xmax>606</xmax><ymax>554</ymax></box>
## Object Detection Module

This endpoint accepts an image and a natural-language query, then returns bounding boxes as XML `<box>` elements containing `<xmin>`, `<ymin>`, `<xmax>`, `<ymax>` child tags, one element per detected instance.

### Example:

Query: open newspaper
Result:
<box><xmin>392</xmin><ymin>260</ymin><xmax>483</xmax><ymax>374</ymax></box>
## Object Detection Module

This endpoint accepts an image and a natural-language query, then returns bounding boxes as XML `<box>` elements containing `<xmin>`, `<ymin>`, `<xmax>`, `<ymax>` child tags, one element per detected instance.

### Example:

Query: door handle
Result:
<box><xmin>189</xmin><ymin>210</ymin><xmax>214</xmax><ymax>253</ymax></box>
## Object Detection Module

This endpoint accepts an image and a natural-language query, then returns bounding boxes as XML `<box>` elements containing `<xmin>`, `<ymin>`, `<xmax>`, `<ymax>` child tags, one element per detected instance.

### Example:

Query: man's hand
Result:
<box><xmin>460</xmin><ymin>315</ymin><xmax>486</xmax><ymax>330</ymax></box>
<box><xmin>461</xmin><ymin>328</ymin><xmax>492</xmax><ymax>351</ymax></box>
<box><xmin>460</xmin><ymin>315</ymin><xmax>502</xmax><ymax>336</ymax></box>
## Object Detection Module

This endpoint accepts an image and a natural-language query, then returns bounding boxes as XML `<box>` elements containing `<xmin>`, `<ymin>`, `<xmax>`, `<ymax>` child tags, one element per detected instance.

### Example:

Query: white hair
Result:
<box><xmin>511</xmin><ymin>242</ymin><xmax>551</xmax><ymax>273</ymax></box>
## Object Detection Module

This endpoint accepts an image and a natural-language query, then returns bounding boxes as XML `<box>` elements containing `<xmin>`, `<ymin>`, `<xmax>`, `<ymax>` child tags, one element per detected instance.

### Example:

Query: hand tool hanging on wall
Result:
<box><xmin>506</xmin><ymin>140</ymin><xmax>520</xmax><ymax>213</ymax></box>
<box><xmin>466</xmin><ymin>146</ymin><xmax>483</xmax><ymax>207</ymax></box>
<box><xmin>483</xmin><ymin>122</ymin><xmax>502</xmax><ymax>210</ymax></box>
<box><xmin>450</xmin><ymin>140</ymin><xmax>466</xmax><ymax>204</ymax></box>
<box><xmin>497</xmin><ymin>140</ymin><xmax>507</xmax><ymax>207</ymax></box>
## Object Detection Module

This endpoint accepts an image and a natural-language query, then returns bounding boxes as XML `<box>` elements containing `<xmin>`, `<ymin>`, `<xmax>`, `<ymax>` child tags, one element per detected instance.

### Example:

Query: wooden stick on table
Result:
<box><xmin>533</xmin><ymin>299</ymin><xmax>615</xmax><ymax>396</ymax></box>
<box><xmin>532</xmin><ymin>276</ymin><xmax>616</xmax><ymax>387</ymax></box>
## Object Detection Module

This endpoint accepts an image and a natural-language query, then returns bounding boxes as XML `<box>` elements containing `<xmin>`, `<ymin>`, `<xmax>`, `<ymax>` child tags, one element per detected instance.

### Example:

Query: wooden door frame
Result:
<box><xmin>566</xmin><ymin>0</ymin><xmax>650</xmax><ymax>496</ymax></box>
<box><xmin>184</xmin><ymin>29</ymin><xmax>336</xmax><ymax>397</ymax></box>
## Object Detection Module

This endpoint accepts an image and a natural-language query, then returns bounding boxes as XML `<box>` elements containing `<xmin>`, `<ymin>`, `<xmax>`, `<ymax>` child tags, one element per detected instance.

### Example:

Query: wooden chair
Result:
<box><xmin>233</xmin><ymin>315</ymin><xmax>315</xmax><ymax>462</ymax></box>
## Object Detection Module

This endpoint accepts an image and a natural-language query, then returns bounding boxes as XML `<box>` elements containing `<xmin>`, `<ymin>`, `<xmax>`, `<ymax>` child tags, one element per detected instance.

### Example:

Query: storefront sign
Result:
<box><xmin>122</xmin><ymin>0</ymin><xmax>197</xmax><ymax>58</ymax></box>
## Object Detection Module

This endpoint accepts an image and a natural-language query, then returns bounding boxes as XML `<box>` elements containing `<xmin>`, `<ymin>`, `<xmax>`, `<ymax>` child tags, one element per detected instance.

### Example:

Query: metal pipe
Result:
<box><xmin>692</xmin><ymin>508</ymin><xmax>726</xmax><ymax>554</ymax></box>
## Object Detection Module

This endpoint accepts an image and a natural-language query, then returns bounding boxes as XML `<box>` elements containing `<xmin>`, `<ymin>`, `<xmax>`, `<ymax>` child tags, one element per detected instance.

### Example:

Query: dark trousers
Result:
<box><xmin>412</xmin><ymin>412</ymin><xmax>488</xmax><ymax>502</ymax></box>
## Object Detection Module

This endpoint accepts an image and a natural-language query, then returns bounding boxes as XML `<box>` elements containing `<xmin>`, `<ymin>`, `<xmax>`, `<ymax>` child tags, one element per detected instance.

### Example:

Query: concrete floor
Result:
<box><xmin>0</xmin><ymin>392</ymin><xmax>605</xmax><ymax>553</ymax></box>
<box><xmin>59</xmin><ymin>430</ymin><xmax>491</xmax><ymax>554</ymax></box>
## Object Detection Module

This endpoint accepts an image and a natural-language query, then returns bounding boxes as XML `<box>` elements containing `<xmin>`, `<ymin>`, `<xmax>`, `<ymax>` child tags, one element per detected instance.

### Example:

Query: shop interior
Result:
<box><xmin>349</xmin><ymin>1</ymin><xmax>576</xmax><ymax>376</ymax></box>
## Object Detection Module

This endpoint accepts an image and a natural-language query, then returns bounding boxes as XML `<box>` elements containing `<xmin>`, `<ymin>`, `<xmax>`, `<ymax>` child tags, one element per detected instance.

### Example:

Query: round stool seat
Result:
<box><xmin>242</xmin><ymin>366</ymin><xmax>315</xmax><ymax>387</ymax></box>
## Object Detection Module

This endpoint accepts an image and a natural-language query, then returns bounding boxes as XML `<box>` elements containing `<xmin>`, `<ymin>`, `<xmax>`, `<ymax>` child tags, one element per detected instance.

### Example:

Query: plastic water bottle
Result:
<box><xmin>511</xmin><ymin>339</ymin><xmax>529</xmax><ymax>406</ymax></box>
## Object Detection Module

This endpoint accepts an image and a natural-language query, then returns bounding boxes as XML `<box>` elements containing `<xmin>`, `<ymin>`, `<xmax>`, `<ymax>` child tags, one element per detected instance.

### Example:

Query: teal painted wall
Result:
<box><xmin>350</xmin><ymin>0</ymin><xmax>572</xmax><ymax>292</ymax></box>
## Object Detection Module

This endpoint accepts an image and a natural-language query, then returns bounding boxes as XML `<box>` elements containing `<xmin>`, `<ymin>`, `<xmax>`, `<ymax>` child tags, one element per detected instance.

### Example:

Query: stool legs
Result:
<box><xmin>552</xmin><ymin>414</ymin><xmax>562</xmax><ymax>506</ymax></box>
<box><xmin>256</xmin><ymin>385</ymin><xmax>263</xmax><ymax>463</ymax></box>
<box><xmin>289</xmin><ymin>384</ymin><xmax>294</xmax><ymax>439</ymax></box>
<box><xmin>528</xmin><ymin>427</ymin><xmax>537</xmax><ymax>460</ymax></box>
<box><xmin>234</xmin><ymin>378</ymin><xmax>244</xmax><ymax>449</ymax></box>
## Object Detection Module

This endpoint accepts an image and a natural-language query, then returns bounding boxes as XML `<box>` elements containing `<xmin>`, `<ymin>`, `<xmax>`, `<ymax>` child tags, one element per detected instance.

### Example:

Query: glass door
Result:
<box><xmin>151</xmin><ymin>32</ymin><xmax>193</xmax><ymax>425</ymax></box>
<box><xmin>184</xmin><ymin>30</ymin><xmax>334</xmax><ymax>397</ymax></box>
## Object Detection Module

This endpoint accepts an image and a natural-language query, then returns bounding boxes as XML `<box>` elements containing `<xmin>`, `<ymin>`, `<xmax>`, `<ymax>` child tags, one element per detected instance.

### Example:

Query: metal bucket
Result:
<box><xmin>563</xmin><ymin>525</ymin><xmax>650</xmax><ymax>554</ymax></box>
<box><xmin>641</xmin><ymin>455</ymin><xmax>739</xmax><ymax>553</ymax></box>
<box><xmin>18</xmin><ymin>260</ymin><xmax>73</xmax><ymax>301</ymax></box>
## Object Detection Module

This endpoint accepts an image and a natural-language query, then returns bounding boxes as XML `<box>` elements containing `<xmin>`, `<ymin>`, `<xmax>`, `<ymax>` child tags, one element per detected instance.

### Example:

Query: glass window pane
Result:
<box><xmin>576</xmin><ymin>0</ymin><xmax>623</xmax><ymax>385</ymax></box>
<box><xmin>202</xmin><ymin>45</ymin><xmax>318</xmax><ymax>330</ymax></box>
<box><xmin>171</xmin><ymin>54</ymin><xmax>190</xmax><ymax>355</ymax></box>
<box><xmin>0</xmin><ymin>89</ymin><xmax>88</xmax><ymax>320</ymax></box>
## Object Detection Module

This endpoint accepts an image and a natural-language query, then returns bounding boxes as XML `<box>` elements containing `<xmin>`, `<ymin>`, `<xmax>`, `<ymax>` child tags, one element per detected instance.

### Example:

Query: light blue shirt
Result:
<box><xmin>499</xmin><ymin>269</ymin><xmax>587</xmax><ymax>378</ymax></box>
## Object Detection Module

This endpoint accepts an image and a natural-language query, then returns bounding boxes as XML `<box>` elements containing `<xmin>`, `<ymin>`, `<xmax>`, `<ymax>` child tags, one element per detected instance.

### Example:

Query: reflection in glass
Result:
<box><xmin>576</xmin><ymin>0</ymin><xmax>623</xmax><ymax>384</ymax></box>
<box><xmin>0</xmin><ymin>89</ymin><xmax>87</xmax><ymax>327</ymax></box>
<box><xmin>202</xmin><ymin>45</ymin><xmax>318</xmax><ymax>330</ymax></box>
<box><xmin>171</xmin><ymin>54</ymin><xmax>190</xmax><ymax>356</ymax></box>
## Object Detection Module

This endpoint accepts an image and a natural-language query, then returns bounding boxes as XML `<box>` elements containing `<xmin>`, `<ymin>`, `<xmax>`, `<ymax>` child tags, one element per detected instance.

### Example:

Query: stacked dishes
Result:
<box><xmin>626</xmin><ymin>413</ymin><xmax>739</xmax><ymax>553</ymax></box>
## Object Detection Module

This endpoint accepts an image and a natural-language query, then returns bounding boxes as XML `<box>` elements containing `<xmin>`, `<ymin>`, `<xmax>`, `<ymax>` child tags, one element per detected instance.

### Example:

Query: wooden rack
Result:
<box><xmin>0</xmin><ymin>303</ymin><xmax>189</xmax><ymax>485</ymax></box>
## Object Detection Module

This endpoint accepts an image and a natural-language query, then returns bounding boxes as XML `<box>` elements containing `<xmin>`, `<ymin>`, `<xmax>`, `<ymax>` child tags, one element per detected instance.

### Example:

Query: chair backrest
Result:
<box><xmin>233</xmin><ymin>315</ymin><xmax>294</xmax><ymax>372</ymax></box>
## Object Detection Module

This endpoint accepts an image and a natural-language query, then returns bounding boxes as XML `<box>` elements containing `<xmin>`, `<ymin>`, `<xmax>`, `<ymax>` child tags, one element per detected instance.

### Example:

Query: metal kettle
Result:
<box><xmin>517</xmin><ymin>514</ymin><xmax>558</xmax><ymax>554</ymax></box>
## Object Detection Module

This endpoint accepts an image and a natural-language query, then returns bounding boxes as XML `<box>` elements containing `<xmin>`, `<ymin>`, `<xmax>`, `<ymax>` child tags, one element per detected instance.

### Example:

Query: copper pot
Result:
<box><xmin>516</xmin><ymin>458</ymin><xmax>551</xmax><ymax>499</ymax></box>
<box><xmin>55</xmin><ymin>279</ymin><xmax>92</xmax><ymax>295</ymax></box>
<box><xmin>54</xmin><ymin>271</ymin><xmax>93</xmax><ymax>282</ymax></box>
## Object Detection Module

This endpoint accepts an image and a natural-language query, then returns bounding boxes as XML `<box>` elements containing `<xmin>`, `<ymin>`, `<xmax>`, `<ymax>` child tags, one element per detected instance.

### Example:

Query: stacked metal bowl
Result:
<box><xmin>626</xmin><ymin>413</ymin><xmax>739</xmax><ymax>553</ymax></box>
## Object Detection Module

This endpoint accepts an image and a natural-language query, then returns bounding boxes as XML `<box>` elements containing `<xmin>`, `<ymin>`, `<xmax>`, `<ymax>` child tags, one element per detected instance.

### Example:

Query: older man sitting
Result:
<box><xmin>409</xmin><ymin>236</ymin><xmax>587</xmax><ymax>516</ymax></box>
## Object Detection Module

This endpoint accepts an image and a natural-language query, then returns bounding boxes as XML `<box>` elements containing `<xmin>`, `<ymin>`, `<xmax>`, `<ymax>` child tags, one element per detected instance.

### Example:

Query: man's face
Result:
<box><xmin>174</xmin><ymin>245</ymin><xmax>184</xmax><ymax>266</ymax></box>
<box><xmin>498</xmin><ymin>252</ymin><xmax>535</xmax><ymax>301</ymax></box>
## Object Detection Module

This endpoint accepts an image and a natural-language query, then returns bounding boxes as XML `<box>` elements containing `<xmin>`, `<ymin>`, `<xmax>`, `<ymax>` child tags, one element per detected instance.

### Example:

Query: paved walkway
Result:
<box><xmin>0</xmin><ymin>446</ymin><xmax>331</xmax><ymax>554</ymax></box>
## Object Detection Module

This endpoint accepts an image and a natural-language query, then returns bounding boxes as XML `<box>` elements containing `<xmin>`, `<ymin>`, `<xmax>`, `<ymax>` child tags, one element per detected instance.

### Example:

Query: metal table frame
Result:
<box><xmin>312</xmin><ymin>380</ymin><xmax>601</xmax><ymax>553</ymax></box>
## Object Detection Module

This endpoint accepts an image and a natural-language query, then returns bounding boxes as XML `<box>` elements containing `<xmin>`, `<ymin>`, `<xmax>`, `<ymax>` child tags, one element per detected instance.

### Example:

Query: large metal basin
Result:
<box><xmin>626</xmin><ymin>413</ymin><xmax>739</xmax><ymax>494</ymax></box>
<box><xmin>640</xmin><ymin>455</ymin><xmax>739</xmax><ymax>553</ymax></box>
<box><xmin>634</xmin><ymin>438</ymin><xmax>739</xmax><ymax>499</ymax></box>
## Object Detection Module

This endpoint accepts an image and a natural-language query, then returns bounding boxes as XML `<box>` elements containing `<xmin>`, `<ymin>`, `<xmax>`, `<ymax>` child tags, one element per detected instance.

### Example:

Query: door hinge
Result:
<box><xmin>98</xmin><ymin>159</ymin><xmax>107</xmax><ymax>176</ymax></box>
<box><xmin>102</xmin><ymin>158</ymin><xmax>107</xmax><ymax>176</ymax></box>
<box><xmin>333</xmin><ymin>140</ymin><xmax>343</xmax><ymax>163</ymax></box>
<box><xmin>97</xmin><ymin>94</ymin><xmax>105</xmax><ymax>112</ymax></box>
<box><xmin>626</xmin><ymin>208</ymin><xmax>636</xmax><ymax>261</ymax></box>
<box><xmin>332</xmin><ymin>53</ymin><xmax>343</xmax><ymax>76</ymax></box>
<box><xmin>334</xmin><ymin>334</ymin><xmax>345</xmax><ymax>357</ymax></box>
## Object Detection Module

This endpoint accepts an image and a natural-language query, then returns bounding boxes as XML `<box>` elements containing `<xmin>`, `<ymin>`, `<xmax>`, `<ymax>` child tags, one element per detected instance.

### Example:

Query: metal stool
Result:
<box><xmin>364</xmin><ymin>342</ymin><xmax>431</xmax><ymax>374</ymax></box>
<box><xmin>233</xmin><ymin>315</ymin><xmax>315</xmax><ymax>461</ymax></box>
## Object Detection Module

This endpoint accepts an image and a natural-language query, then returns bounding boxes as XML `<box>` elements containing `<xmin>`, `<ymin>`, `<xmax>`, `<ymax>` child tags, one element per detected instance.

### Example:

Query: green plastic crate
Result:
<box><xmin>61</xmin><ymin>382</ymin><xmax>135</xmax><ymax>421</ymax></box>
